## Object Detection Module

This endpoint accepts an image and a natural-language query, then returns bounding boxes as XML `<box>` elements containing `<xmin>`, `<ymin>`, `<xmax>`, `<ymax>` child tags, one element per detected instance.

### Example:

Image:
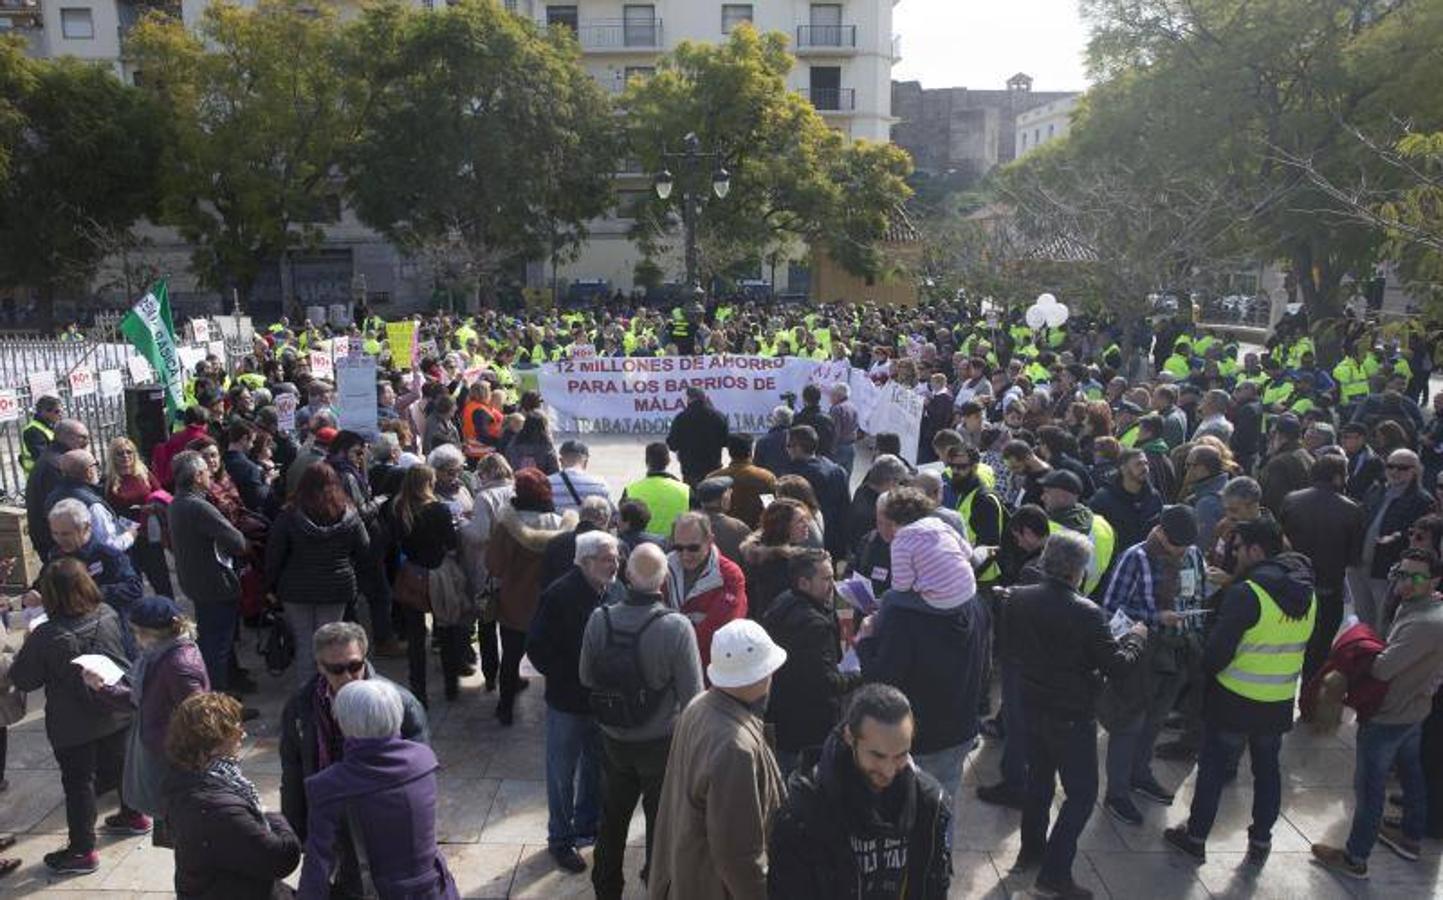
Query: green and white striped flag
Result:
<box><xmin>120</xmin><ymin>279</ymin><xmax>184</xmax><ymax>420</ymax></box>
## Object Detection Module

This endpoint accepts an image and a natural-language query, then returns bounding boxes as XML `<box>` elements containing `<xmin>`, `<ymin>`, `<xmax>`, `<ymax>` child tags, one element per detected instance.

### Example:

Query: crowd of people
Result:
<box><xmin>0</xmin><ymin>296</ymin><xmax>1441</xmax><ymax>899</ymax></box>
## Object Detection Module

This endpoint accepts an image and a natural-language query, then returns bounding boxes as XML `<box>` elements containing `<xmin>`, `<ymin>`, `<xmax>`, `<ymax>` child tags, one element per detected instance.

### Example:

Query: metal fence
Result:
<box><xmin>0</xmin><ymin>316</ymin><xmax>250</xmax><ymax>499</ymax></box>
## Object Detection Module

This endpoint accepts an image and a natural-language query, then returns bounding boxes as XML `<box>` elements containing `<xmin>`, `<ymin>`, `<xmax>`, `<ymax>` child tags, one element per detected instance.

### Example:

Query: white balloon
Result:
<box><xmin>1036</xmin><ymin>292</ymin><xmax>1058</xmax><ymax>306</ymax></box>
<box><xmin>1025</xmin><ymin>305</ymin><xmax>1049</xmax><ymax>329</ymax></box>
<box><xmin>1044</xmin><ymin>304</ymin><xmax>1070</xmax><ymax>328</ymax></box>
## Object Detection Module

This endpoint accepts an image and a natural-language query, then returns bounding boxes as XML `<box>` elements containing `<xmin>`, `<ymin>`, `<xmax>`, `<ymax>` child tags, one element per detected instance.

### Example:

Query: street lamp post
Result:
<box><xmin>654</xmin><ymin>132</ymin><xmax>730</xmax><ymax>297</ymax></box>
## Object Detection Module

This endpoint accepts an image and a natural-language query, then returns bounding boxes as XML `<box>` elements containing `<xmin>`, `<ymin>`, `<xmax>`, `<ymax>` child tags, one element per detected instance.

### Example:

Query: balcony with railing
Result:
<box><xmin>574</xmin><ymin>18</ymin><xmax>663</xmax><ymax>52</ymax></box>
<box><xmin>801</xmin><ymin>87</ymin><xmax>856</xmax><ymax>113</ymax></box>
<box><xmin>795</xmin><ymin>24</ymin><xmax>856</xmax><ymax>52</ymax></box>
<box><xmin>0</xmin><ymin>0</ymin><xmax>43</xmax><ymax>30</ymax></box>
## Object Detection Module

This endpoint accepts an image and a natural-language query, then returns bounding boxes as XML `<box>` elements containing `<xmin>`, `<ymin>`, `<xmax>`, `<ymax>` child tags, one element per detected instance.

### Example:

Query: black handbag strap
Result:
<box><xmin>344</xmin><ymin>800</ymin><xmax>380</xmax><ymax>899</ymax></box>
<box><xmin>559</xmin><ymin>469</ymin><xmax>583</xmax><ymax>506</ymax></box>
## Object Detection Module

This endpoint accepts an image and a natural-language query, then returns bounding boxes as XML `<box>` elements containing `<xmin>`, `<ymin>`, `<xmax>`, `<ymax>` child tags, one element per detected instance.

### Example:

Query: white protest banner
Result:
<box><xmin>336</xmin><ymin>355</ymin><xmax>379</xmax><ymax>436</ymax></box>
<box><xmin>538</xmin><ymin>355</ymin><xmax>818</xmax><ymax>434</ymax></box>
<box><xmin>127</xmin><ymin>356</ymin><xmax>154</xmax><ymax>384</ymax></box>
<box><xmin>98</xmin><ymin>369</ymin><xmax>125</xmax><ymax>399</ymax></box>
<box><xmin>806</xmin><ymin>358</ymin><xmax>851</xmax><ymax>390</ymax></box>
<box><xmin>0</xmin><ymin>389</ymin><xmax>19</xmax><ymax>422</ymax></box>
<box><xmin>274</xmin><ymin>392</ymin><xmax>298</xmax><ymax>434</ymax></box>
<box><xmin>849</xmin><ymin>369</ymin><xmax>882</xmax><ymax>426</ymax></box>
<box><xmin>190</xmin><ymin>319</ymin><xmax>210</xmax><ymax>344</ymax></box>
<box><xmin>27</xmin><ymin>371</ymin><xmax>58</xmax><ymax>401</ymax></box>
<box><xmin>68</xmin><ymin>366</ymin><xmax>97</xmax><ymax>398</ymax></box>
<box><xmin>567</xmin><ymin>342</ymin><xmax>596</xmax><ymax>359</ymax></box>
<box><xmin>864</xmin><ymin>380</ymin><xmax>925</xmax><ymax>464</ymax></box>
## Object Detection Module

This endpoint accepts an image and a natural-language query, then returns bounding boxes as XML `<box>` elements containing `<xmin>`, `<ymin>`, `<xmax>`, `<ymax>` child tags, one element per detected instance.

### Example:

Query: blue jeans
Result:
<box><xmin>912</xmin><ymin>737</ymin><xmax>975</xmax><ymax>803</ymax></box>
<box><xmin>545</xmin><ymin>707</ymin><xmax>602</xmax><ymax>850</ymax></box>
<box><xmin>999</xmin><ymin>659</ymin><xmax>1028</xmax><ymax>791</ymax></box>
<box><xmin>1184</xmin><ymin>729</ymin><xmax>1281</xmax><ymax>844</ymax></box>
<box><xmin>194</xmin><ymin>602</ymin><xmax>238</xmax><ymax>692</ymax></box>
<box><xmin>1021</xmin><ymin>713</ymin><xmax>1098</xmax><ymax>885</ymax></box>
<box><xmin>1346</xmin><ymin>721</ymin><xmax>1426</xmax><ymax>862</ymax></box>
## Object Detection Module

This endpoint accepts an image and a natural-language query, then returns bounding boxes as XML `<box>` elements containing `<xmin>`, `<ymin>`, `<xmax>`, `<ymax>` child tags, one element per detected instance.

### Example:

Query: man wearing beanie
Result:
<box><xmin>1098</xmin><ymin>505</ymin><xmax>1207</xmax><ymax>826</ymax></box>
<box><xmin>647</xmin><ymin>619</ymin><xmax>786</xmax><ymax>900</ymax></box>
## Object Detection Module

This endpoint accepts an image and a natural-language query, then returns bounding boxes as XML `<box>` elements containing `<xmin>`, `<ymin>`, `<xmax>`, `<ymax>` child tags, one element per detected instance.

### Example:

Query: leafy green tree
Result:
<box><xmin>128</xmin><ymin>0</ymin><xmax>364</xmax><ymax>303</ymax></box>
<box><xmin>1063</xmin><ymin>0</ymin><xmax>1425</xmax><ymax>322</ymax></box>
<box><xmin>620</xmin><ymin>25</ymin><xmax>911</xmax><ymax>286</ymax></box>
<box><xmin>0</xmin><ymin>48</ymin><xmax>166</xmax><ymax>307</ymax></box>
<box><xmin>343</xmin><ymin>0</ymin><xmax>618</xmax><ymax>307</ymax></box>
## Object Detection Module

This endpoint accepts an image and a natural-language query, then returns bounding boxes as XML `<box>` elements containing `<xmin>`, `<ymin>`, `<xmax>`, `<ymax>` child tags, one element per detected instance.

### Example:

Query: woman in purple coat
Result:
<box><xmin>87</xmin><ymin>595</ymin><xmax>209</xmax><ymax>830</ymax></box>
<box><xmin>298</xmin><ymin>679</ymin><xmax>458</xmax><ymax>900</ymax></box>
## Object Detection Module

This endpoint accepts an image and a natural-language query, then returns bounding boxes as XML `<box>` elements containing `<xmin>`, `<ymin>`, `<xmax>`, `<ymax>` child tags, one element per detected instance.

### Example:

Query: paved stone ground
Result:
<box><xmin>2</xmin><ymin>434</ymin><xmax>1441</xmax><ymax>898</ymax></box>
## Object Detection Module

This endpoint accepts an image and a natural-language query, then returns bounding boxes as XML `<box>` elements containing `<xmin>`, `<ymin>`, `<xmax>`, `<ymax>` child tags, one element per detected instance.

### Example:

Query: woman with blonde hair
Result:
<box><xmin>385</xmin><ymin>464</ymin><xmax>465</xmax><ymax>705</ymax></box>
<box><xmin>104</xmin><ymin>436</ymin><xmax>172</xmax><ymax>596</ymax></box>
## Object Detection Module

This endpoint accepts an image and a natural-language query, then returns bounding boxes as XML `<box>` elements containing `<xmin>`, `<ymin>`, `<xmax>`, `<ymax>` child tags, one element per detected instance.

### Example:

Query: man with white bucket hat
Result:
<box><xmin>646</xmin><ymin>620</ymin><xmax>789</xmax><ymax>900</ymax></box>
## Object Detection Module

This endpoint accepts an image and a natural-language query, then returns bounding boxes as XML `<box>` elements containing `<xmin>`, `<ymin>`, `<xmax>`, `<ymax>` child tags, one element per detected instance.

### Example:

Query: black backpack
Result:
<box><xmin>588</xmin><ymin>606</ymin><xmax>672</xmax><ymax>729</ymax></box>
<box><xmin>257</xmin><ymin>607</ymin><xmax>296</xmax><ymax>676</ymax></box>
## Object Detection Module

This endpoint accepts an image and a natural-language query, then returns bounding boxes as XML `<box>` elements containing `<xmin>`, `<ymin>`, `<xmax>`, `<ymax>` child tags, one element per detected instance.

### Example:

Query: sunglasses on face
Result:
<box><xmin>322</xmin><ymin>659</ymin><xmax>365</xmax><ymax>676</ymax></box>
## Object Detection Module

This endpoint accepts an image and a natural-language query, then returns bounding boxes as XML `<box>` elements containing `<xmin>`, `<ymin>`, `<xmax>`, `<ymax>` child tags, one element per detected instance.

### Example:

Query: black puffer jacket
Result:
<box><xmin>761</xmin><ymin>589</ymin><xmax>862</xmax><ymax>754</ymax></box>
<box><xmin>264</xmin><ymin>506</ymin><xmax>371</xmax><ymax>606</ymax></box>
<box><xmin>164</xmin><ymin>767</ymin><xmax>301</xmax><ymax>899</ymax></box>
<box><xmin>768</xmin><ymin>728</ymin><xmax>951</xmax><ymax>900</ymax></box>
<box><xmin>1003</xmin><ymin>575</ymin><xmax>1147</xmax><ymax>721</ymax></box>
<box><xmin>1202</xmin><ymin>552</ymin><xmax>1316</xmax><ymax>735</ymax></box>
<box><xmin>8</xmin><ymin>605</ymin><xmax>131</xmax><ymax>749</ymax></box>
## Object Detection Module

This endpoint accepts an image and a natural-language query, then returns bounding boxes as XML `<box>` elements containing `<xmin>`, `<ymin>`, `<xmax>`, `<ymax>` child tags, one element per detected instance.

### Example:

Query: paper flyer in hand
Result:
<box><xmin>1108</xmin><ymin>608</ymin><xmax>1134</xmax><ymax>640</ymax></box>
<box><xmin>837</xmin><ymin>574</ymin><xmax>878</xmax><ymax>615</ymax></box>
<box><xmin>73</xmin><ymin>654</ymin><xmax>126</xmax><ymax>687</ymax></box>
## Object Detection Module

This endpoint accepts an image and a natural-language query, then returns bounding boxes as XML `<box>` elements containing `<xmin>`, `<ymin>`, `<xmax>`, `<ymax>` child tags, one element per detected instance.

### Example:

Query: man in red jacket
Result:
<box><xmin>663</xmin><ymin>512</ymin><xmax>747</xmax><ymax>675</ymax></box>
<box><xmin>151</xmin><ymin>405</ymin><xmax>212</xmax><ymax>490</ymax></box>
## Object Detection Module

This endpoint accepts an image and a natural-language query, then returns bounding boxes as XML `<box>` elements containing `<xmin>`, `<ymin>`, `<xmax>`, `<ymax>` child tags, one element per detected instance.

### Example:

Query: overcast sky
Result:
<box><xmin>892</xmin><ymin>0</ymin><xmax>1092</xmax><ymax>93</ymax></box>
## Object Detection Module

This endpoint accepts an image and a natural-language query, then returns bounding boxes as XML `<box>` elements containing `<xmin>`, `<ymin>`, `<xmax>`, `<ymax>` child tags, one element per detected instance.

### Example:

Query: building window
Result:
<box><xmin>546</xmin><ymin>5</ymin><xmax>578</xmax><ymax>31</ymax></box>
<box><xmin>1047</xmin><ymin>123</ymin><xmax>1055</xmax><ymax>138</ymax></box>
<box><xmin>61</xmin><ymin>7</ymin><xmax>95</xmax><ymax>39</ymax></box>
<box><xmin>615</xmin><ymin>189</ymin><xmax>652</xmax><ymax>220</ymax></box>
<box><xmin>623</xmin><ymin>5</ymin><xmax>657</xmax><ymax>46</ymax></box>
<box><xmin>1019</xmin><ymin>133</ymin><xmax>1027</xmax><ymax>149</ymax></box>
<box><xmin>721</xmin><ymin>4</ymin><xmax>752</xmax><ymax>33</ymax></box>
<box><xmin>1033</xmin><ymin>128</ymin><xmax>1040</xmax><ymax>144</ymax></box>
<box><xmin>808</xmin><ymin>65</ymin><xmax>842</xmax><ymax>111</ymax></box>
<box><xmin>809</xmin><ymin>3</ymin><xmax>843</xmax><ymax>45</ymax></box>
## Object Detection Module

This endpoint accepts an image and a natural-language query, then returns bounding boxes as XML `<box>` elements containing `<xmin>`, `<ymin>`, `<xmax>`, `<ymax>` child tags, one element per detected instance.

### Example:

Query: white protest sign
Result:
<box><xmin>208</xmin><ymin>341</ymin><xmax>226</xmax><ymax>365</ymax></box>
<box><xmin>68</xmin><ymin>366</ymin><xmax>97</xmax><ymax>398</ymax></box>
<box><xmin>27</xmin><ymin>371</ymin><xmax>58</xmax><ymax>401</ymax></box>
<box><xmin>309</xmin><ymin>349</ymin><xmax>334</xmax><ymax>380</ymax></box>
<box><xmin>864</xmin><ymin>380</ymin><xmax>925</xmax><ymax>464</ymax></box>
<box><xmin>177</xmin><ymin>345</ymin><xmax>205</xmax><ymax>375</ymax></box>
<box><xmin>336</xmin><ymin>355</ymin><xmax>379</xmax><ymax>436</ymax></box>
<box><xmin>538</xmin><ymin>355</ymin><xmax>818</xmax><ymax>434</ymax></box>
<box><xmin>274</xmin><ymin>392</ymin><xmax>298</xmax><ymax>434</ymax></box>
<box><xmin>190</xmin><ymin>319</ymin><xmax>210</xmax><ymax>344</ymax></box>
<box><xmin>806</xmin><ymin>358</ymin><xmax>851</xmax><ymax>389</ymax></box>
<box><xmin>0</xmin><ymin>389</ymin><xmax>19</xmax><ymax>422</ymax></box>
<box><xmin>98</xmin><ymin>369</ymin><xmax>125</xmax><ymax>399</ymax></box>
<box><xmin>127</xmin><ymin>356</ymin><xmax>154</xmax><ymax>383</ymax></box>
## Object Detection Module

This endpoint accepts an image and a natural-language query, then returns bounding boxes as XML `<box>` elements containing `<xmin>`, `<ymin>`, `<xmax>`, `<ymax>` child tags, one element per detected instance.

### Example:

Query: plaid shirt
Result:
<box><xmin>1102</xmin><ymin>540</ymin><xmax>1206</xmax><ymax>633</ymax></box>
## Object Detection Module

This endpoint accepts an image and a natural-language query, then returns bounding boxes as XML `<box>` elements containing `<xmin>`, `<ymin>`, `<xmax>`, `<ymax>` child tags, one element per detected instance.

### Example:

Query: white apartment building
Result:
<box><xmin>1014</xmin><ymin>93</ymin><xmax>1077</xmax><ymax>159</ymax></box>
<box><xmin>14</xmin><ymin>0</ymin><xmax>900</xmax><ymax>309</ymax></box>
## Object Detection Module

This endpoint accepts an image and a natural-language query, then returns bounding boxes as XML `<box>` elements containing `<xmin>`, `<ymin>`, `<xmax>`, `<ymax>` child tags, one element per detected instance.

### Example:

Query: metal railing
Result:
<box><xmin>796</xmin><ymin>24</ymin><xmax>856</xmax><ymax>48</ymax></box>
<box><xmin>801</xmin><ymin>87</ymin><xmax>856</xmax><ymax>112</ymax></box>
<box><xmin>576</xmin><ymin>18</ymin><xmax>663</xmax><ymax>50</ymax></box>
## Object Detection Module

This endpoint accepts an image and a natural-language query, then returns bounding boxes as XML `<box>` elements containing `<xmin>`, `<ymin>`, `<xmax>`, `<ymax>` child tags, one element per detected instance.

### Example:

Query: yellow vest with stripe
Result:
<box><xmin>1118</xmin><ymin>424</ymin><xmax>1139</xmax><ymax>448</ymax></box>
<box><xmin>1216</xmin><ymin>580</ymin><xmax>1315</xmax><ymax>702</ymax></box>
<box><xmin>1049</xmin><ymin>515</ymin><xmax>1115</xmax><ymax>595</ymax></box>
<box><xmin>977</xmin><ymin>461</ymin><xmax>996</xmax><ymax>490</ymax></box>
<box><xmin>956</xmin><ymin>486</ymin><xmax>1003</xmax><ymax>583</ymax></box>
<box><xmin>625</xmin><ymin>475</ymin><xmax>691</xmax><ymax>538</ymax></box>
<box><xmin>1163</xmin><ymin>354</ymin><xmax>1191</xmax><ymax>378</ymax></box>
<box><xmin>20</xmin><ymin>419</ymin><xmax>54</xmax><ymax>472</ymax></box>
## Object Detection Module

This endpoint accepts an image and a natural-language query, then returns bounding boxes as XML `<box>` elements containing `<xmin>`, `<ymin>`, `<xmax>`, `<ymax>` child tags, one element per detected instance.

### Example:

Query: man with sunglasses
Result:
<box><xmin>279</xmin><ymin>621</ymin><xmax>430</xmax><ymax>893</ymax></box>
<box><xmin>663</xmin><ymin>513</ymin><xmax>747</xmax><ymax>671</ymax></box>
<box><xmin>1313</xmin><ymin>548</ymin><xmax>1443</xmax><ymax>878</ymax></box>
<box><xmin>1349</xmin><ymin>449</ymin><xmax>1433</xmax><ymax>629</ymax></box>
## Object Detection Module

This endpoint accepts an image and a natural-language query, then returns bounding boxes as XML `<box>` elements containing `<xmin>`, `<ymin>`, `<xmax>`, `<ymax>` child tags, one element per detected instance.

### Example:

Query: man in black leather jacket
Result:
<box><xmin>1003</xmin><ymin>529</ymin><xmax>1148</xmax><ymax>899</ymax></box>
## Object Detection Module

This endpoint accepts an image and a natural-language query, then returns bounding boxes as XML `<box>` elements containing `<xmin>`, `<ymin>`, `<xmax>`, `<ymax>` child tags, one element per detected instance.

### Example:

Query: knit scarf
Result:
<box><xmin>313</xmin><ymin>677</ymin><xmax>344</xmax><ymax>771</ymax></box>
<box><xmin>205</xmin><ymin>755</ymin><xmax>262</xmax><ymax>814</ymax></box>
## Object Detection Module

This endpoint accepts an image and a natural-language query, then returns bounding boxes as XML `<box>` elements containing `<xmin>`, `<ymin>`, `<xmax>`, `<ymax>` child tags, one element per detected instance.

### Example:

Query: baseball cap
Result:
<box><xmin>1159</xmin><ymin>505</ymin><xmax>1199</xmax><ymax>547</ymax></box>
<box><xmin>1038</xmin><ymin>469</ymin><xmax>1084</xmax><ymax>496</ymax></box>
<box><xmin>130</xmin><ymin>596</ymin><xmax>184</xmax><ymax>630</ymax></box>
<box><xmin>695</xmin><ymin>476</ymin><xmax>733</xmax><ymax>503</ymax></box>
